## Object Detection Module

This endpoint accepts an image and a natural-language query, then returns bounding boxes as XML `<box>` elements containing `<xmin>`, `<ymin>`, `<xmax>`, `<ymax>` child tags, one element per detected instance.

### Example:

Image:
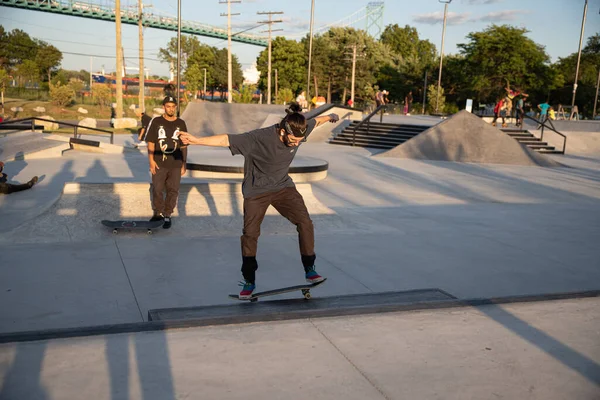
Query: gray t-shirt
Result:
<box><xmin>228</xmin><ymin>119</ymin><xmax>317</xmax><ymax>198</ymax></box>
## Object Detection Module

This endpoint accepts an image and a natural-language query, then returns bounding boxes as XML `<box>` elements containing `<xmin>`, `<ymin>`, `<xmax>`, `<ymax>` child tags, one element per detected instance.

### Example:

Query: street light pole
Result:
<box><xmin>306</xmin><ymin>0</ymin><xmax>315</xmax><ymax>109</ymax></box>
<box><xmin>203</xmin><ymin>68</ymin><xmax>207</xmax><ymax>101</ymax></box>
<box><xmin>571</xmin><ymin>0</ymin><xmax>588</xmax><ymax>110</ymax></box>
<box><xmin>594</xmin><ymin>67</ymin><xmax>600</xmax><ymax>119</ymax></box>
<box><xmin>436</xmin><ymin>0</ymin><xmax>451</xmax><ymax>114</ymax></box>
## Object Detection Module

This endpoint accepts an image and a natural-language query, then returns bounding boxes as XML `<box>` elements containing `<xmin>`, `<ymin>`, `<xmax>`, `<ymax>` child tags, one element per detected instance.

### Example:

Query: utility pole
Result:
<box><xmin>306</xmin><ymin>0</ymin><xmax>315</xmax><ymax>109</ymax></box>
<box><xmin>436</xmin><ymin>0</ymin><xmax>452</xmax><ymax>114</ymax></box>
<box><xmin>257</xmin><ymin>11</ymin><xmax>283</xmax><ymax>105</ymax></box>
<box><xmin>594</xmin><ymin>67</ymin><xmax>600</xmax><ymax>119</ymax></box>
<box><xmin>350</xmin><ymin>44</ymin><xmax>357</xmax><ymax>107</ymax></box>
<box><xmin>274</xmin><ymin>68</ymin><xmax>278</xmax><ymax>104</ymax></box>
<box><xmin>571</xmin><ymin>0</ymin><xmax>588</xmax><ymax>110</ymax></box>
<box><xmin>138</xmin><ymin>0</ymin><xmax>145</xmax><ymax>113</ymax></box>
<box><xmin>115</xmin><ymin>0</ymin><xmax>123</xmax><ymax>120</ymax></box>
<box><xmin>422</xmin><ymin>70</ymin><xmax>428</xmax><ymax>114</ymax></box>
<box><xmin>89</xmin><ymin>56</ymin><xmax>93</xmax><ymax>99</ymax></box>
<box><xmin>203</xmin><ymin>68</ymin><xmax>207</xmax><ymax>100</ymax></box>
<box><xmin>221</xmin><ymin>0</ymin><xmax>241</xmax><ymax>104</ymax></box>
<box><xmin>344</xmin><ymin>44</ymin><xmax>363</xmax><ymax>107</ymax></box>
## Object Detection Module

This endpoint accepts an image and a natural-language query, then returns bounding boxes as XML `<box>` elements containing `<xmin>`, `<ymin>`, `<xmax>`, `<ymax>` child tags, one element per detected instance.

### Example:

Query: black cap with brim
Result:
<box><xmin>162</xmin><ymin>96</ymin><xmax>177</xmax><ymax>105</ymax></box>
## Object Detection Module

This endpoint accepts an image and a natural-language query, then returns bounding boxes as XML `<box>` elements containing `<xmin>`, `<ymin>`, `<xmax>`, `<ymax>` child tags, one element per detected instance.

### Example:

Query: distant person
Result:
<box><xmin>178</xmin><ymin>103</ymin><xmax>340</xmax><ymax>299</ymax></box>
<box><xmin>515</xmin><ymin>93</ymin><xmax>528</xmax><ymax>127</ymax></box>
<box><xmin>404</xmin><ymin>91</ymin><xmax>413</xmax><ymax>115</ymax></box>
<box><xmin>164</xmin><ymin>83</ymin><xmax>176</xmax><ymax>98</ymax></box>
<box><xmin>0</xmin><ymin>162</ymin><xmax>38</xmax><ymax>195</ymax></box>
<box><xmin>538</xmin><ymin>101</ymin><xmax>551</xmax><ymax>123</ymax></box>
<box><xmin>375</xmin><ymin>90</ymin><xmax>385</xmax><ymax>107</ymax></box>
<box><xmin>503</xmin><ymin>94</ymin><xmax>513</xmax><ymax>127</ymax></box>
<box><xmin>491</xmin><ymin>97</ymin><xmax>505</xmax><ymax>127</ymax></box>
<box><xmin>548</xmin><ymin>106</ymin><xmax>556</xmax><ymax>120</ymax></box>
<box><xmin>135</xmin><ymin>109</ymin><xmax>153</xmax><ymax>147</ymax></box>
<box><xmin>296</xmin><ymin>91</ymin><xmax>308</xmax><ymax>110</ymax></box>
<box><xmin>144</xmin><ymin>96</ymin><xmax>188</xmax><ymax>229</ymax></box>
<box><xmin>347</xmin><ymin>98</ymin><xmax>354</xmax><ymax>108</ymax></box>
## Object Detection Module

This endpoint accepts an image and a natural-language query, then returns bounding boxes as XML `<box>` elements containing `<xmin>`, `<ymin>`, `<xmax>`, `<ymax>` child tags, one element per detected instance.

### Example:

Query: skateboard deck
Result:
<box><xmin>101</xmin><ymin>219</ymin><xmax>163</xmax><ymax>235</ymax></box>
<box><xmin>229</xmin><ymin>278</ymin><xmax>327</xmax><ymax>302</ymax></box>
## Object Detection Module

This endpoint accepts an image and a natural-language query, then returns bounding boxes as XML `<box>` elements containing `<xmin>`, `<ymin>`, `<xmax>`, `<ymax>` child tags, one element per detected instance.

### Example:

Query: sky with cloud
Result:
<box><xmin>1</xmin><ymin>0</ymin><xmax>598</xmax><ymax>78</ymax></box>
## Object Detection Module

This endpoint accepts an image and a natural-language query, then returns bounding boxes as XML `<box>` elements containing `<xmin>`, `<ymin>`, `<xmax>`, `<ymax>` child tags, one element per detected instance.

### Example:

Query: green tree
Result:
<box><xmin>158</xmin><ymin>35</ymin><xmax>203</xmax><ymax>73</ymax></box>
<box><xmin>0</xmin><ymin>28</ymin><xmax>38</xmax><ymax>70</ymax></box>
<box><xmin>277</xmin><ymin>88</ymin><xmax>294</xmax><ymax>104</ymax></box>
<box><xmin>256</xmin><ymin>37</ymin><xmax>306</xmax><ymax>95</ymax></box>
<box><xmin>552</xmin><ymin>34</ymin><xmax>600</xmax><ymax>117</ymax></box>
<box><xmin>457</xmin><ymin>25</ymin><xmax>555</xmax><ymax>103</ymax></box>
<box><xmin>17</xmin><ymin>60</ymin><xmax>40</xmax><ymax>86</ymax></box>
<box><xmin>0</xmin><ymin>68</ymin><xmax>10</xmax><ymax>113</ymax></box>
<box><xmin>233</xmin><ymin>84</ymin><xmax>256</xmax><ymax>104</ymax></box>
<box><xmin>184</xmin><ymin>63</ymin><xmax>203</xmax><ymax>99</ymax></box>
<box><xmin>379</xmin><ymin>24</ymin><xmax>437</xmax><ymax>103</ymax></box>
<box><xmin>35</xmin><ymin>42</ymin><xmax>62</xmax><ymax>83</ymax></box>
<box><xmin>427</xmin><ymin>84</ymin><xmax>445</xmax><ymax>114</ymax></box>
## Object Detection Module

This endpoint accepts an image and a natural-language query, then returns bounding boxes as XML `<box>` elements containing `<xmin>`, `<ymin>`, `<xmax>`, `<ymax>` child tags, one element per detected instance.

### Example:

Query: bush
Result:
<box><xmin>277</xmin><ymin>88</ymin><xmax>294</xmax><ymax>105</ymax></box>
<box><xmin>233</xmin><ymin>85</ymin><xmax>256</xmax><ymax>104</ymax></box>
<box><xmin>444</xmin><ymin>103</ymin><xmax>459</xmax><ymax>114</ymax></box>
<box><xmin>49</xmin><ymin>82</ymin><xmax>75</xmax><ymax>107</ymax></box>
<box><xmin>93</xmin><ymin>84</ymin><xmax>112</xmax><ymax>108</ymax></box>
<box><xmin>427</xmin><ymin>84</ymin><xmax>445</xmax><ymax>114</ymax></box>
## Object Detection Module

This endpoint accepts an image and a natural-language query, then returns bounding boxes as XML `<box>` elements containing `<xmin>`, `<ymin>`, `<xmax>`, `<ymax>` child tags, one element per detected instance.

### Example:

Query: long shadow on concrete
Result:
<box><xmin>478</xmin><ymin>303</ymin><xmax>600</xmax><ymax>386</ymax></box>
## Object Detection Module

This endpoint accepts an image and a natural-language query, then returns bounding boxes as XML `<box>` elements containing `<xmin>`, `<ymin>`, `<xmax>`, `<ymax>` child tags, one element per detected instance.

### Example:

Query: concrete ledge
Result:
<box><xmin>186</xmin><ymin>154</ymin><xmax>329</xmax><ymax>182</ymax></box>
<box><xmin>69</xmin><ymin>137</ymin><xmax>134</xmax><ymax>154</ymax></box>
<box><xmin>0</xmin><ymin>289</ymin><xmax>598</xmax><ymax>344</ymax></box>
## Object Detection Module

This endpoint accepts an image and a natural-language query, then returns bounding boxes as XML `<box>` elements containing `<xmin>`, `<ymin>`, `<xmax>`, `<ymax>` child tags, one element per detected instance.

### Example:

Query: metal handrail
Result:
<box><xmin>0</xmin><ymin>117</ymin><xmax>115</xmax><ymax>144</ymax></box>
<box><xmin>351</xmin><ymin>105</ymin><xmax>387</xmax><ymax>146</ymax></box>
<box><xmin>522</xmin><ymin>114</ymin><xmax>567</xmax><ymax>154</ymax></box>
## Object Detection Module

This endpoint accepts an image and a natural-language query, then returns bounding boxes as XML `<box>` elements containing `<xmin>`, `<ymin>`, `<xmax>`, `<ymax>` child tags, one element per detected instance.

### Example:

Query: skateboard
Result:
<box><xmin>101</xmin><ymin>219</ymin><xmax>164</xmax><ymax>235</ymax></box>
<box><xmin>229</xmin><ymin>278</ymin><xmax>327</xmax><ymax>302</ymax></box>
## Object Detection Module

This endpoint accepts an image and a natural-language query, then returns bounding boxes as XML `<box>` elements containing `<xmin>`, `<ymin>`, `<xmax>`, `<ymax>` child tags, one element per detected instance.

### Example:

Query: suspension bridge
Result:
<box><xmin>0</xmin><ymin>0</ymin><xmax>385</xmax><ymax>46</ymax></box>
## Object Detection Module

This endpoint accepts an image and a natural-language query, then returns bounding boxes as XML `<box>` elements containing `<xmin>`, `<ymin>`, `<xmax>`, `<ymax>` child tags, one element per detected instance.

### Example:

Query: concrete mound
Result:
<box><xmin>376</xmin><ymin>110</ymin><xmax>562</xmax><ymax>167</ymax></box>
<box><xmin>181</xmin><ymin>102</ymin><xmax>286</xmax><ymax>136</ymax></box>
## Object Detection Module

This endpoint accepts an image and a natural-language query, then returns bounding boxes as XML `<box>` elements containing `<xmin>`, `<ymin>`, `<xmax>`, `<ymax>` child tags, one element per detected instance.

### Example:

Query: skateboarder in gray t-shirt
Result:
<box><xmin>179</xmin><ymin>103</ymin><xmax>339</xmax><ymax>299</ymax></box>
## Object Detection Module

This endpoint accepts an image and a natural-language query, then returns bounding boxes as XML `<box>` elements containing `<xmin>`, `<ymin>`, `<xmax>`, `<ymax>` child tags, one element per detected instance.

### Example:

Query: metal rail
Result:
<box><xmin>0</xmin><ymin>117</ymin><xmax>115</xmax><ymax>144</ymax></box>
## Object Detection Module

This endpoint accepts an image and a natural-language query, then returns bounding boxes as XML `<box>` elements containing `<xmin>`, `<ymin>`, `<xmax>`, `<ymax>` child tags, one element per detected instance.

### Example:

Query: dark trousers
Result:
<box><xmin>151</xmin><ymin>167</ymin><xmax>181</xmax><ymax>216</ymax></box>
<box><xmin>241</xmin><ymin>186</ymin><xmax>316</xmax><ymax>283</ymax></box>
<box><xmin>0</xmin><ymin>182</ymin><xmax>32</xmax><ymax>195</ymax></box>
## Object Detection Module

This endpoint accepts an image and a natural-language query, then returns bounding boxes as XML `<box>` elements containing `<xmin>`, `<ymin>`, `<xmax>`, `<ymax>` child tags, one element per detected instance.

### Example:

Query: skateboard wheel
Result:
<box><xmin>112</xmin><ymin>229</ymin><xmax>118</xmax><ymax>235</ymax></box>
<box><xmin>147</xmin><ymin>230</ymin><xmax>153</xmax><ymax>235</ymax></box>
<box><xmin>250</xmin><ymin>298</ymin><xmax>258</xmax><ymax>303</ymax></box>
<box><xmin>302</xmin><ymin>289</ymin><xmax>311</xmax><ymax>299</ymax></box>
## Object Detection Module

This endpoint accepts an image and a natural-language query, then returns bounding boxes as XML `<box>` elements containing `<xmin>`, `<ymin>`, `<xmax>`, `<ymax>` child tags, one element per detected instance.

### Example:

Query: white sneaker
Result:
<box><xmin>137</xmin><ymin>141</ymin><xmax>147</xmax><ymax>147</ymax></box>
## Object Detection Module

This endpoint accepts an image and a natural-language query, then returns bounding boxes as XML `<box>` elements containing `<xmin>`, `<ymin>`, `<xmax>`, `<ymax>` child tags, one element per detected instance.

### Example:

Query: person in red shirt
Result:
<box><xmin>491</xmin><ymin>98</ymin><xmax>505</xmax><ymax>127</ymax></box>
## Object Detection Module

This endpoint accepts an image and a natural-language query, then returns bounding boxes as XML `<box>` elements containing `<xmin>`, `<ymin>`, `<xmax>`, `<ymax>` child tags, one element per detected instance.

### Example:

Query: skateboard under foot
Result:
<box><xmin>229</xmin><ymin>278</ymin><xmax>327</xmax><ymax>302</ymax></box>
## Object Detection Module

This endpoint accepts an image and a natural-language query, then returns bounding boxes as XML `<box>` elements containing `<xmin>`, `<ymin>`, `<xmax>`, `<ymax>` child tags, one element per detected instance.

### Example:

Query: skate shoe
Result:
<box><xmin>305</xmin><ymin>267</ymin><xmax>325</xmax><ymax>284</ymax></box>
<box><xmin>239</xmin><ymin>280</ymin><xmax>256</xmax><ymax>299</ymax></box>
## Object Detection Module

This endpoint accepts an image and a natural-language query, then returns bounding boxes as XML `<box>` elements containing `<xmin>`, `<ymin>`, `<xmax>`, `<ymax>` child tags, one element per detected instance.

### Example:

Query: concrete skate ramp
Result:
<box><xmin>0</xmin><ymin>182</ymin><xmax>387</xmax><ymax>244</ymax></box>
<box><xmin>0</xmin><ymin>131</ymin><xmax>69</xmax><ymax>162</ymax></box>
<box><xmin>377</xmin><ymin>110</ymin><xmax>563</xmax><ymax>167</ymax></box>
<box><xmin>181</xmin><ymin>102</ymin><xmax>286</xmax><ymax>136</ymax></box>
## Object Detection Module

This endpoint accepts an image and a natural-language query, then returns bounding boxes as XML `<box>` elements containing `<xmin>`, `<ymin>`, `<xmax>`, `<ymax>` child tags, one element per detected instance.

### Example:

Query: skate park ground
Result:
<box><xmin>0</xmin><ymin>106</ymin><xmax>599</xmax><ymax>399</ymax></box>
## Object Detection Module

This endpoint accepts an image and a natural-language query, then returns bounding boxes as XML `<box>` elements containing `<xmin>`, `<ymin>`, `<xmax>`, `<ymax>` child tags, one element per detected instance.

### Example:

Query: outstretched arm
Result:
<box><xmin>313</xmin><ymin>113</ymin><xmax>340</xmax><ymax>127</ymax></box>
<box><xmin>179</xmin><ymin>133</ymin><xmax>230</xmax><ymax>147</ymax></box>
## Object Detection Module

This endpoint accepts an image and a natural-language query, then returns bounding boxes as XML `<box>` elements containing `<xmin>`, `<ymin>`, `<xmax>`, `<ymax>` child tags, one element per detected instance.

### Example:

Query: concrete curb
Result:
<box><xmin>0</xmin><ymin>289</ymin><xmax>597</xmax><ymax>344</ymax></box>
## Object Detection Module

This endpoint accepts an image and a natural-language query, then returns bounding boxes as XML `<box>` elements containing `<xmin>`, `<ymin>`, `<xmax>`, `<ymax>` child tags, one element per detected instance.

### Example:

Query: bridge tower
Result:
<box><xmin>366</xmin><ymin>2</ymin><xmax>384</xmax><ymax>38</ymax></box>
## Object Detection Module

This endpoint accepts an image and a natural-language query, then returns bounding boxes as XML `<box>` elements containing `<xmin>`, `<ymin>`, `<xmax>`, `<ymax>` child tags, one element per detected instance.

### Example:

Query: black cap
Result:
<box><xmin>162</xmin><ymin>96</ymin><xmax>177</xmax><ymax>105</ymax></box>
